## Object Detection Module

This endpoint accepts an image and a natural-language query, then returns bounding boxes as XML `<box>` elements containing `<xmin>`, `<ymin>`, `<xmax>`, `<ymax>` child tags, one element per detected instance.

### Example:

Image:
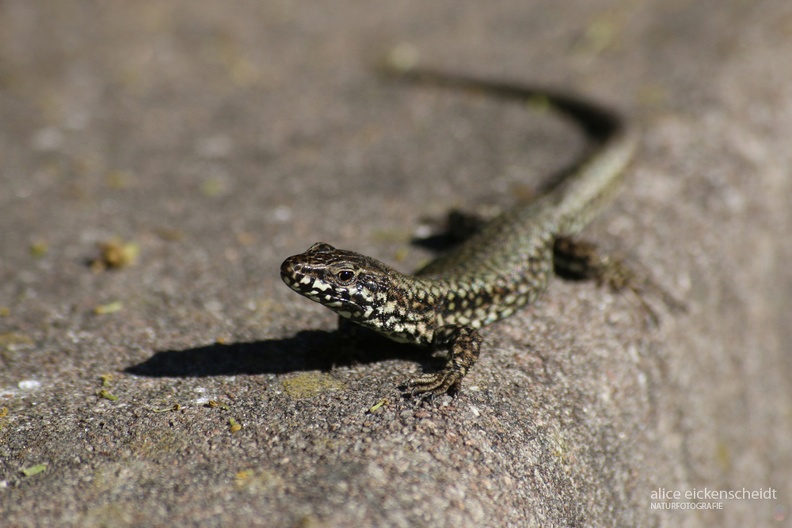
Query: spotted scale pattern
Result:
<box><xmin>280</xmin><ymin>73</ymin><xmax>638</xmax><ymax>395</ymax></box>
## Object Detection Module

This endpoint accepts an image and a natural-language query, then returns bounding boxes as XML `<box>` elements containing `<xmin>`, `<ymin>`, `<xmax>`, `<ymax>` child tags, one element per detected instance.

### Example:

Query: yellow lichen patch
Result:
<box><xmin>384</xmin><ymin>42</ymin><xmax>420</xmax><ymax>72</ymax></box>
<box><xmin>228</xmin><ymin>418</ymin><xmax>242</xmax><ymax>434</ymax></box>
<box><xmin>21</xmin><ymin>463</ymin><xmax>47</xmax><ymax>477</ymax></box>
<box><xmin>234</xmin><ymin>468</ymin><xmax>285</xmax><ymax>494</ymax></box>
<box><xmin>94</xmin><ymin>301</ymin><xmax>123</xmax><ymax>315</ymax></box>
<box><xmin>281</xmin><ymin>372</ymin><xmax>345</xmax><ymax>399</ymax></box>
<box><xmin>200</xmin><ymin>177</ymin><xmax>227</xmax><ymax>197</ymax></box>
<box><xmin>206</xmin><ymin>400</ymin><xmax>230</xmax><ymax>410</ymax></box>
<box><xmin>97</xmin><ymin>389</ymin><xmax>119</xmax><ymax>402</ymax></box>
<box><xmin>90</xmin><ymin>238</ymin><xmax>140</xmax><ymax>271</ymax></box>
<box><xmin>0</xmin><ymin>332</ymin><xmax>34</xmax><ymax>351</ymax></box>
<box><xmin>368</xmin><ymin>398</ymin><xmax>389</xmax><ymax>414</ymax></box>
<box><xmin>30</xmin><ymin>239</ymin><xmax>49</xmax><ymax>258</ymax></box>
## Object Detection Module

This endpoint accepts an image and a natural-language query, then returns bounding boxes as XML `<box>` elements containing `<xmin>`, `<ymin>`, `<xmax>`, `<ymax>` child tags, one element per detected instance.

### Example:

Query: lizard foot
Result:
<box><xmin>406</xmin><ymin>369</ymin><xmax>462</xmax><ymax>396</ymax></box>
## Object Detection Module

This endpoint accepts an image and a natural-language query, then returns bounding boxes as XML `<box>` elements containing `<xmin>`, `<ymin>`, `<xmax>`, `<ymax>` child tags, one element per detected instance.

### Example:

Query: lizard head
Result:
<box><xmin>280</xmin><ymin>242</ymin><xmax>397</xmax><ymax>321</ymax></box>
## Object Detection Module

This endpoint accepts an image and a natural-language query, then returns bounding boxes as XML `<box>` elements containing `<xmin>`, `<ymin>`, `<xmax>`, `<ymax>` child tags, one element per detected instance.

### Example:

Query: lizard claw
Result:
<box><xmin>406</xmin><ymin>369</ymin><xmax>462</xmax><ymax>396</ymax></box>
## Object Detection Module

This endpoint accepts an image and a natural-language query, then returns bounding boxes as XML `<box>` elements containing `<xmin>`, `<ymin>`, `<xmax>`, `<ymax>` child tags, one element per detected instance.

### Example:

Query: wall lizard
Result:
<box><xmin>280</xmin><ymin>67</ymin><xmax>640</xmax><ymax>395</ymax></box>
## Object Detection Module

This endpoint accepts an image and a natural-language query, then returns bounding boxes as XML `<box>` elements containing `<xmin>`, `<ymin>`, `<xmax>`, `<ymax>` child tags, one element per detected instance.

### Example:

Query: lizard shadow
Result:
<box><xmin>125</xmin><ymin>330</ymin><xmax>429</xmax><ymax>378</ymax></box>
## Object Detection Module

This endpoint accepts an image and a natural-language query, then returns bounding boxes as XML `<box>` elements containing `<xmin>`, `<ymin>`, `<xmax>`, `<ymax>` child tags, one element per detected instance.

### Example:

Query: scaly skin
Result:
<box><xmin>280</xmin><ymin>69</ymin><xmax>639</xmax><ymax>395</ymax></box>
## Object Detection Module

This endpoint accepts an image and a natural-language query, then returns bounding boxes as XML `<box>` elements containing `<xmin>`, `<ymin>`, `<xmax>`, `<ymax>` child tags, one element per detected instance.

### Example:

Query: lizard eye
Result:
<box><xmin>336</xmin><ymin>270</ymin><xmax>355</xmax><ymax>282</ymax></box>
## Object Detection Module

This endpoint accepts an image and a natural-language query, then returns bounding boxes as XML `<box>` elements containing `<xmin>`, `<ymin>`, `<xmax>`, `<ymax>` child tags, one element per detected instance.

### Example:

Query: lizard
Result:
<box><xmin>280</xmin><ymin>67</ymin><xmax>641</xmax><ymax>396</ymax></box>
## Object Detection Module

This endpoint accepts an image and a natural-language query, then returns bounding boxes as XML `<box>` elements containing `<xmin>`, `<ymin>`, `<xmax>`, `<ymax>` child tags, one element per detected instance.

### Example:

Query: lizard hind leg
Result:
<box><xmin>552</xmin><ymin>236</ymin><xmax>673</xmax><ymax>325</ymax></box>
<box><xmin>407</xmin><ymin>325</ymin><xmax>483</xmax><ymax>396</ymax></box>
<box><xmin>552</xmin><ymin>236</ymin><xmax>631</xmax><ymax>286</ymax></box>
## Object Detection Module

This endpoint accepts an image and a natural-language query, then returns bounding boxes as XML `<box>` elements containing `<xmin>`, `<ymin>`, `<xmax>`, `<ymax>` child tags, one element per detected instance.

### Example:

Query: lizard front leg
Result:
<box><xmin>408</xmin><ymin>325</ymin><xmax>483</xmax><ymax>395</ymax></box>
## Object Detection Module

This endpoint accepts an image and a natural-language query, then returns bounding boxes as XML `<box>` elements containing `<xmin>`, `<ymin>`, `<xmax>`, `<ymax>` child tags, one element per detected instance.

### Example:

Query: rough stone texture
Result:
<box><xmin>1</xmin><ymin>1</ymin><xmax>791</xmax><ymax>526</ymax></box>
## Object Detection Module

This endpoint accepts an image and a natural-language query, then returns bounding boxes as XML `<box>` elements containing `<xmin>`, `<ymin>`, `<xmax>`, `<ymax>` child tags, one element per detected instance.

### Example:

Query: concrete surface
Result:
<box><xmin>1</xmin><ymin>1</ymin><xmax>791</xmax><ymax>526</ymax></box>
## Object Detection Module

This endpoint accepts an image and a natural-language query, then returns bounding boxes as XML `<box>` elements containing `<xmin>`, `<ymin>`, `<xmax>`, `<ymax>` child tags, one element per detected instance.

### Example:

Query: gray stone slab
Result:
<box><xmin>1</xmin><ymin>1</ymin><xmax>790</xmax><ymax>526</ymax></box>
